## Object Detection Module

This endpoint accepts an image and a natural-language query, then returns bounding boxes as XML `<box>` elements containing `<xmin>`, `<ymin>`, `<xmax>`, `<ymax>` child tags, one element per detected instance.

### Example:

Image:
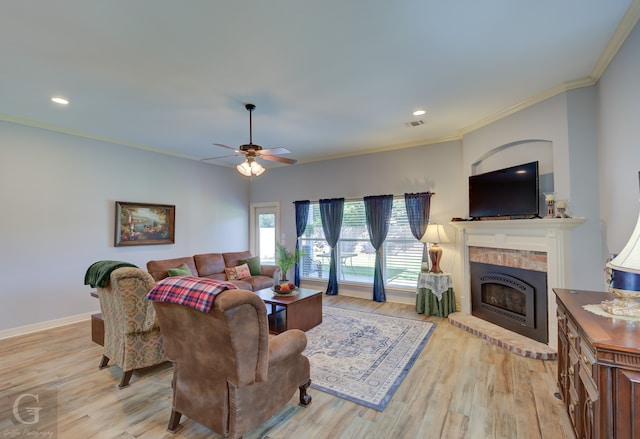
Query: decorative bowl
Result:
<box><xmin>610</xmin><ymin>287</ymin><xmax>640</xmax><ymax>299</ymax></box>
<box><xmin>272</xmin><ymin>285</ymin><xmax>297</xmax><ymax>294</ymax></box>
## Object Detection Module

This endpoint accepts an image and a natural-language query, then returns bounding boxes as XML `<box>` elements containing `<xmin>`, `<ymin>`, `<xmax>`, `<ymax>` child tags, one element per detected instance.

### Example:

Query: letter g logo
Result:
<box><xmin>12</xmin><ymin>392</ymin><xmax>42</xmax><ymax>425</ymax></box>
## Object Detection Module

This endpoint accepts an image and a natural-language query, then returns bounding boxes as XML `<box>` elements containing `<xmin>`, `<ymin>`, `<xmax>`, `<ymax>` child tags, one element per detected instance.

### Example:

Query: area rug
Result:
<box><xmin>303</xmin><ymin>306</ymin><xmax>435</xmax><ymax>411</ymax></box>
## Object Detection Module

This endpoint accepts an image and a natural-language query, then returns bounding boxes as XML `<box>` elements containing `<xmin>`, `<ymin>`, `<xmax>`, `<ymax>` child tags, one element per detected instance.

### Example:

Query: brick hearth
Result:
<box><xmin>448</xmin><ymin>312</ymin><xmax>557</xmax><ymax>360</ymax></box>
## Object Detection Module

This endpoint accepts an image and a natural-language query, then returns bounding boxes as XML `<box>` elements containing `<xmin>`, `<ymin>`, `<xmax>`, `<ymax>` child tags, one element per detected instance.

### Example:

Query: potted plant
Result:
<box><xmin>275</xmin><ymin>243</ymin><xmax>304</xmax><ymax>283</ymax></box>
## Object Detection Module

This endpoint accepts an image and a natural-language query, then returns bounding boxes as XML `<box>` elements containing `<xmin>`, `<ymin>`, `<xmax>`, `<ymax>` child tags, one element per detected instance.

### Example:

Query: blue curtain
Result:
<box><xmin>293</xmin><ymin>200</ymin><xmax>310</xmax><ymax>287</ymax></box>
<box><xmin>319</xmin><ymin>198</ymin><xmax>344</xmax><ymax>295</ymax></box>
<box><xmin>404</xmin><ymin>192</ymin><xmax>433</xmax><ymax>263</ymax></box>
<box><xmin>364</xmin><ymin>195</ymin><xmax>394</xmax><ymax>302</ymax></box>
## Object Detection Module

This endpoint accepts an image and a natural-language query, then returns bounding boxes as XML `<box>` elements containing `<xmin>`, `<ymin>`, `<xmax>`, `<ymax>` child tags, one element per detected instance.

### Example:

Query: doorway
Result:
<box><xmin>250</xmin><ymin>202</ymin><xmax>280</xmax><ymax>265</ymax></box>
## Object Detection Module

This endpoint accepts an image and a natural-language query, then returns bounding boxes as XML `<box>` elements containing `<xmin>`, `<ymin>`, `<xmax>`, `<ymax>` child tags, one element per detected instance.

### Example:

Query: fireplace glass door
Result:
<box><xmin>471</xmin><ymin>262</ymin><xmax>548</xmax><ymax>343</ymax></box>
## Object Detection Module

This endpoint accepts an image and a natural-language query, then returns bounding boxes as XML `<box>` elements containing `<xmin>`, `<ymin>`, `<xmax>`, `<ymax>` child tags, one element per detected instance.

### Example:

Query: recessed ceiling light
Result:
<box><xmin>51</xmin><ymin>97</ymin><xmax>69</xmax><ymax>105</ymax></box>
<box><xmin>413</xmin><ymin>109</ymin><xmax>426</xmax><ymax>116</ymax></box>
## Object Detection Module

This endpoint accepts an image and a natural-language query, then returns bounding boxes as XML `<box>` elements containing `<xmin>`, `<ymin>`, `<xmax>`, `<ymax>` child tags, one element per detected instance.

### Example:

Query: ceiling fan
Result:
<box><xmin>202</xmin><ymin>103</ymin><xmax>297</xmax><ymax>176</ymax></box>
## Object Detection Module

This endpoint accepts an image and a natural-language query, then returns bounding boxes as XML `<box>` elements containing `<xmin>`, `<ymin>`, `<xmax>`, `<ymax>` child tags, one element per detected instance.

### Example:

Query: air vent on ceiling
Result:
<box><xmin>405</xmin><ymin>120</ymin><xmax>425</xmax><ymax>127</ymax></box>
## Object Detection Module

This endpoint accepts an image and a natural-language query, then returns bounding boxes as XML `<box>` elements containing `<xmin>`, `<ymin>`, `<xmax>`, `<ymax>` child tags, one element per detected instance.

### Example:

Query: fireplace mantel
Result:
<box><xmin>450</xmin><ymin>218</ymin><xmax>586</xmax><ymax>350</ymax></box>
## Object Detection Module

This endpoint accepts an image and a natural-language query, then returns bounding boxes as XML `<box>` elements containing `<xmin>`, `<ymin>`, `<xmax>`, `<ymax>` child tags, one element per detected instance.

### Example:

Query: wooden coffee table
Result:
<box><xmin>254</xmin><ymin>287</ymin><xmax>323</xmax><ymax>334</ymax></box>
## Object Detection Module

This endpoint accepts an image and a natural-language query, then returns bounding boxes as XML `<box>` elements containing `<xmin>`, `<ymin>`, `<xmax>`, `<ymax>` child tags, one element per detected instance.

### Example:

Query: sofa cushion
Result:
<box><xmin>193</xmin><ymin>253</ymin><xmax>226</xmax><ymax>277</ymax></box>
<box><xmin>167</xmin><ymin>263</ymin><xmax>193</xmax><ymax>277</ymax></box>
<box><xmin>227</xmin><ymin>279</ymin><xmax>253</xmax><ymax>290</ymax></box>
<box><xmin>244</xmin><ymin>275</ymin><xmax>276</xmax><ymax>291</ymax></box>
<box><xmin>238</xmin><ymin>256</ymin><xmax>262</xmax><ymax>276</ymax></box>
<box><xmin>147</xmin><ymin>257</ymin><xmax>197</xmax><ymax>282</ymax></box>
<box><xmin>199</xmin><ymin>273</ymin><xmax>227</xmax><ymax>282</ymax></box>
<box><xmin>223</xmin><ymin>251</ymin><xmax>253</xmax><ymax>268</ymax></box>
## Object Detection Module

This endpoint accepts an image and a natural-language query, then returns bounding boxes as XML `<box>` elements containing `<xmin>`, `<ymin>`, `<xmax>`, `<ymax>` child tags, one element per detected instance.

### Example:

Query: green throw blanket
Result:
<box><xmin>84</xmin><ymin>260</ymin><xmax>138</xmax><ymax>288</ymax></box>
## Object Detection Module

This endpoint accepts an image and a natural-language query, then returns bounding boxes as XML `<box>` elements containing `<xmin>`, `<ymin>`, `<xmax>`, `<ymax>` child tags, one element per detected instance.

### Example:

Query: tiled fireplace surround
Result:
<box><xmin>450</xmin><ymin>218</ymin><xmax>585</xmax><ymax>357</ymax></box>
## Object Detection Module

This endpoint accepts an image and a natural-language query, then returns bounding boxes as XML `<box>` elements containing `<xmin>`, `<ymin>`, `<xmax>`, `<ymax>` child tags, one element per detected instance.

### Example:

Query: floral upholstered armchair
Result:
<box><xmin>97</xmin><ymin>267</ymin><xmax>166</xmax><ymax>388</ymax></box>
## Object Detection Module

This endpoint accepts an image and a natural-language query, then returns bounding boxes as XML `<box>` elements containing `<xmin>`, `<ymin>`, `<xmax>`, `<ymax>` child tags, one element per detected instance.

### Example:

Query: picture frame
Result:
<box><xmin>114</xmin><ymin>201</ymin><xmax>175</xmax><ymax>247</ymax></box>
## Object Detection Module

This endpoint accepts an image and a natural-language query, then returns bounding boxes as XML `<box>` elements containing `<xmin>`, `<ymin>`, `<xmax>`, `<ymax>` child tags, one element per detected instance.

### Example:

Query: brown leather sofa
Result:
<box><xmin>152</xmin><ymin>288</ymin><xmax>311</xmax><ymax>438</ymax></box>
<box><xmin>146</xmin><ymin>251</ymin><xmax>280</xmax><ymax>291</ymax></box>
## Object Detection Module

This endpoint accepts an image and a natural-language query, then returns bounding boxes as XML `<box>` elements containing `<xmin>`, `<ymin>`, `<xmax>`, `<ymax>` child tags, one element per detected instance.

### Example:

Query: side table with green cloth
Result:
<box><xmin>416</xmin><ymin>272</ymin><xmax>456</xmax><ymax>317</ymax></box>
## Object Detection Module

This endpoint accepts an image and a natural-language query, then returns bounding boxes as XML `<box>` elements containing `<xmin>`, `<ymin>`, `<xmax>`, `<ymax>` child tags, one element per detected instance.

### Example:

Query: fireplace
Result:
<box><xmin>470</xmin><ymin>262</ymin><xmax>548</xmax><ymax>343</ymax></box>
<box><xmin>450</xmin><ymin>218</ymin><xmax>585</xmax><ymax>350</ymax></box>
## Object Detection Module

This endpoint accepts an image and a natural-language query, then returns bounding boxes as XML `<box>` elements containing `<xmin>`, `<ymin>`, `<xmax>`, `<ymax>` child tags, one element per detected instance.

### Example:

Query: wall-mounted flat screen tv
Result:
<box><xmin>469</xmin><ymin>161</ymin><xmax>539</xmax><ymax>219</ymax></box>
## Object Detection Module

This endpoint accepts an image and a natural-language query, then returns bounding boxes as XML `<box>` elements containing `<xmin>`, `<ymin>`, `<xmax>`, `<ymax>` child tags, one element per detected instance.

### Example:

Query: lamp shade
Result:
<box><xmin>421</xmin><ymin>224</ymin><xmax>450</xmax><ymax>244</ymax></box>
<box><xmin>608</xmin><ymin>212</ymin><xmax>640</xmax><ymax>275</ymax></box>
<box><xmin>237</xmin><ymin>158</ymin><xmax>266</xmax><ymax>176</ymax></box>
<box><xmin>607</xmin><ymin>211</ymin><xmax>640</xmax><ymax>294</ymax></box>
<box><xmin>237</xmin><ymin>161</ymin><xmax>253</xmax><ymax>176</ymax></box>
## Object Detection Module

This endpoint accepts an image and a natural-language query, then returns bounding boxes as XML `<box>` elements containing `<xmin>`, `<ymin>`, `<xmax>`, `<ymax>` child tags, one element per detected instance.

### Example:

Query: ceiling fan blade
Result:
<box><xmin>213</xmin><ymin>143</ymin><xmax>242</xmax><ymax>152</ymax></box>
<box><xmin>201</xmin><ymin>153</ymin><xmax>242</xmax><ymax>161</ymax></box>
<box><xmin>261</xmin><ymin>155</ymin><xmax>297</xmax><ymax>164</ymax></box>
<box><xmin>256</xmin><ymin>147</ymin><xmax>291</xmax><ymax>156</ymax></box>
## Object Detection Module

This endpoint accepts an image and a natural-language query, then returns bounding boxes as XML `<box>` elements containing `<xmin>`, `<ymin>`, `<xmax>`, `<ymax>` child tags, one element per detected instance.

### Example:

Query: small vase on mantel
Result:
<box><xmin>543</xmin><ymin>192</ymin><xmax>556</xmax><ymax>219</ymax></box>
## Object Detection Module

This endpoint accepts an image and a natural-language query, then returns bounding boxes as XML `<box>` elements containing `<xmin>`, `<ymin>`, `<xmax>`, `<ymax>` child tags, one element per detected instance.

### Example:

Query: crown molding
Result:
<box><xmin>0</xmin><ymin>112</ymin><xmax>199</xmax><ymax>161</ymax></box>
<box><xmin>591</xmin><ymin>0</ymin><xmax>640</xmax><ymax>79</ymax></box>
<box><xmin>296</xmin><ymin>133</ymin><xmax>463</xmax><ymax>165</ymax></box>
<box><xmin>457</xmin><ymin>77</ymin><xmax>596</xmax><ymax>136</ymax></box>
<box><xmin>457</xmin><ymin>0</ymin><xmax>640</xmax><ymax>137</ymax></box>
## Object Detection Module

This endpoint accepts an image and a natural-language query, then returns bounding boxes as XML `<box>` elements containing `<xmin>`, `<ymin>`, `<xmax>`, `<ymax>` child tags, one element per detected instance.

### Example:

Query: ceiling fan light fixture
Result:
<box><xmin>250</xmin><ymin>161</ymin><xmax>265</xmax><ymax>176</ymax></box>
<box><xmin>236</xmin><ymin>158</ymin><xmax>266</xmax><ymax>176</ymax></box>
<box><xmin>237</xmin><ymin>160</ymin><xmax>253</xmax><ymax>176</ymax></box>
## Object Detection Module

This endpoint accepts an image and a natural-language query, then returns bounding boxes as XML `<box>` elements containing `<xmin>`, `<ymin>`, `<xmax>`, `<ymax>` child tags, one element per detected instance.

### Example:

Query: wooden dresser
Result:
<box><xmin>554</xmin><ymin>288</ymin><xmax>640</xmax><ymax>439</ymax></box>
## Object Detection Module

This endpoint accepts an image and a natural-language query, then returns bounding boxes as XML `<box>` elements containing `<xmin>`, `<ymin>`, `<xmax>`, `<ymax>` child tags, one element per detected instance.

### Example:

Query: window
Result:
<box><xmin>299</xmin><ymin>198</ymin><xmax>423</xmax><ymax>288</ymax></box>
<box><xmin>250</xmin><ymin>203</ymin><xmax>279</xmax><ymax>265</ymax></box>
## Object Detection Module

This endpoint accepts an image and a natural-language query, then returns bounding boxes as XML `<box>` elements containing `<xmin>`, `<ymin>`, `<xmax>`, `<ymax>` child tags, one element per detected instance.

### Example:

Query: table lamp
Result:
<box><xmin>421</xmin><ymin>224</ymin><xmax>450</xmax><ymax>273</ymax></box>
<box><xmin>602</xmin><ymin>171</ymin><xmax>640</xmax><ymax>316</ymax></box>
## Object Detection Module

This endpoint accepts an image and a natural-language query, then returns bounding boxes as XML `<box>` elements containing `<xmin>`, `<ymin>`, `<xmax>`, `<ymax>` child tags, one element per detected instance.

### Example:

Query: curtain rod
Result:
<box><xmin>294</xmin><ymin>193</ymin><xmax>435</xmax><ymax>204</ymax></box>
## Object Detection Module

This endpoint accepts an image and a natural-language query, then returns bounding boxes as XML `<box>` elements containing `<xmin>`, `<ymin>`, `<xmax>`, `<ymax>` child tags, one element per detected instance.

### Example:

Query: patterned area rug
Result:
<box><xmin>303</xmin><ymin>306</ymin><xmax>435</xmax><ymax>411</ymax></box>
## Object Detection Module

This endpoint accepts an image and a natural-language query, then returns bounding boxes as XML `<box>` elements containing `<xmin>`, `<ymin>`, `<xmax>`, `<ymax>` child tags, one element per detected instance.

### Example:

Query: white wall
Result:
<box><xmin>598</xmin><ymin>20</ymin><xmax>640</xmax><ymax>254</ymax></box>
<box><xmin>0</xmin><ymin>121</ymin><xmax>249</xmax><ymax>332</ymax></box>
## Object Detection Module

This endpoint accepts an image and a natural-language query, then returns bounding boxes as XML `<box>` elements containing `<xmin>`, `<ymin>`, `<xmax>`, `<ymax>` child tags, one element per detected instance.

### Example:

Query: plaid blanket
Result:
<box><xmin>146</xmin><ymin>276</ymin><xmax>237</xmax><ymax>313</ymax></box>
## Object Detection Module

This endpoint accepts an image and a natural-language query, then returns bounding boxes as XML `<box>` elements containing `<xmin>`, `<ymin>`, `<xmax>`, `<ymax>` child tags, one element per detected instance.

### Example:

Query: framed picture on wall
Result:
<box><xmin>114</xmin><ymin>201</ymin><xmax>175</xmax><ymax>247</ymax></box>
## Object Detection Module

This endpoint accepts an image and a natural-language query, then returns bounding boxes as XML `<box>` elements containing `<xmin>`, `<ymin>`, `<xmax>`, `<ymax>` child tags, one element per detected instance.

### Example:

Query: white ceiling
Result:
<box><xmin>1</xmin><ymin>1</ymin><xmax>638</xmax><ymax>169</ymax></box>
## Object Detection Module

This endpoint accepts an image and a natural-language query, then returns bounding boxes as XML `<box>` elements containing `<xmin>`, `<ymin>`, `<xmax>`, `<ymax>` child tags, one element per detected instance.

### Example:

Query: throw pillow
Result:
<box><xmin>225</xmin><ymin>263</ymin><xmax>251</xmax><ymax>280</ymax></box>
<box><xmin>238</xmin><ymin>256</ymin><xmax>262</xmax><ymax>276</ymax></box>
<box><xmin>235</xmin><ymin>263</ymin><xmax>251</xmax><ymax>279</ymax></box>
<box><xmin>167</xmin><ymin>263</ymin><xmax>192</xmax><ymax>277</ymax></box>
<box><xmin>225</xmin><ymin>266</ymin><xmax>239</xmax><ymax>280</ymax></box>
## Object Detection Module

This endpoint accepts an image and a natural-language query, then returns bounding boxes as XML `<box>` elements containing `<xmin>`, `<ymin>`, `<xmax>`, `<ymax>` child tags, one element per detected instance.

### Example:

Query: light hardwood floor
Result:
<box><xmin>0</xmin><ymin>295</ymin><xmax>575</xmax><ymax>439</ymax></box>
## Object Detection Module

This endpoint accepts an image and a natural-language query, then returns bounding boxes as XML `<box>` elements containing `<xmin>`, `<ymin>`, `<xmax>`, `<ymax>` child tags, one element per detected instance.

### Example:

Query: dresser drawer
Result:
<box><xmin>567</xmin><ymin>318</ymin><xmax>580</xmax><ymax>350</ymax></box>
<box><xmin>579</xmin><ymin>339</ymin><xmax>596</xmax><ymax>379</ymax></box>
<box><xmin>557</xmin><ymin>306</ymin><xmax>568</xmax><ymax>334</ymax></box>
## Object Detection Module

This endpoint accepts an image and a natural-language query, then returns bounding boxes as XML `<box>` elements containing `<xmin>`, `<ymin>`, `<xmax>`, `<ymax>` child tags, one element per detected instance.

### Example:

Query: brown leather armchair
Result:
<box><xmin>97</xmin><ymin>267</ymin><xmax>166</xmax><ymax>388</ymax></box>
<box><xmin>152</xmin><ymin>289</ymin><xmax>311</xmax><ymax>438</ymax></box>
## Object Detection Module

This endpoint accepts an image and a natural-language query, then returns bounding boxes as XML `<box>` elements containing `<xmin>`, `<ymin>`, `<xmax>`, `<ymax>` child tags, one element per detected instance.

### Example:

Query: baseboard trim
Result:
<box><xmin>0</xmin><ymin>311</ymin><xmax>98</xmax><ymax>340</ymax></box>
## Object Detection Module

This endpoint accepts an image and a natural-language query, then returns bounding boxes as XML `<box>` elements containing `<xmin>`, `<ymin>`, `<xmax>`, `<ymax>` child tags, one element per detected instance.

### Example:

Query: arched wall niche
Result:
<box><xmin>470</xmin><ymin>139</ymin><xmax>555</xmax><ymax>215</ymax></box>
<box><xmin>471</xmin><ymin>139</ymin><xmax>554</xmax><ymax>176</ymax></box>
